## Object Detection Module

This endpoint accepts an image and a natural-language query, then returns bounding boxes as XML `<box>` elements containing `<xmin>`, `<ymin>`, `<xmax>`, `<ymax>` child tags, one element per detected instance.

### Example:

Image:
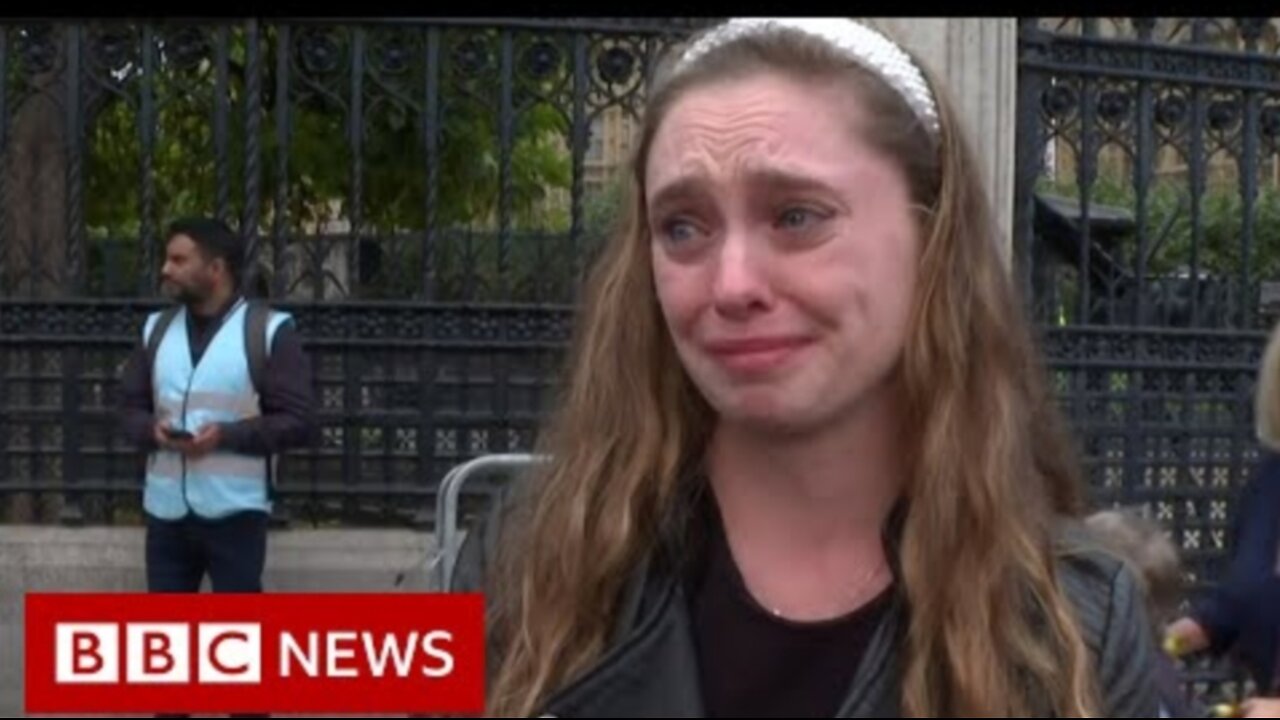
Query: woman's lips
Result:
<box><xmin>704</xmin><ymin>336</ymin><xmax>814</xmax><ymax>374</ymax></box>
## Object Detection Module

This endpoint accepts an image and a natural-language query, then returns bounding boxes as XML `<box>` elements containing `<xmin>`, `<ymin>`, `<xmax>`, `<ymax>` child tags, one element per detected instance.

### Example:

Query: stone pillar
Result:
<box><xmin>877</xmin><ymin>18</ymin><xmax>1019</xmax><ymax>265</ymax></box>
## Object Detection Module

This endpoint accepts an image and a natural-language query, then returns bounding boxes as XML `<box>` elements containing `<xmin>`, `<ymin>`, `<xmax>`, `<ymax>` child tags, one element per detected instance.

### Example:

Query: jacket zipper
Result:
<box><xmin>179</xmin><ymin>375</ymin><xmax>195</xmax><ymax>514</ymax></box>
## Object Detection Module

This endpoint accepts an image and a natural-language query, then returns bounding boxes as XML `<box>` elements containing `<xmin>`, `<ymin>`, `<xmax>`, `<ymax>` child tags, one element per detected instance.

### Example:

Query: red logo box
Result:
<box><xmin>25</xmin><ymin>592</ymin><xmax>485</xmax><ymax>715</ymax></box>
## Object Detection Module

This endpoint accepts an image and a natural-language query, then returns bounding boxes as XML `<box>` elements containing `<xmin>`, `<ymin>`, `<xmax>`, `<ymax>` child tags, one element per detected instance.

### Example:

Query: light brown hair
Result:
<box><xmin>485</xmin><ymin>21</ymin><xmax>1099</xmax><ymax>717</ymax></box>
<box><xmin>1255</xmin><ymin>320</ymin><xmax>1280</xmax><ymax>451</ymax></box>
<box><xmin>1085</xmin><ymin>508</ymin><xmax>1184</xmax><ymax>630</ymax></box>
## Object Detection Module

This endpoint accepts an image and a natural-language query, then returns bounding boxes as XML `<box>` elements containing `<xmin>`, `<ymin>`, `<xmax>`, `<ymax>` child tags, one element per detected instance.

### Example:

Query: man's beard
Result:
<box><xmin>162</xmin><ymin>278</ymin><xmax>209</xmax><ymax>306</ymax></box>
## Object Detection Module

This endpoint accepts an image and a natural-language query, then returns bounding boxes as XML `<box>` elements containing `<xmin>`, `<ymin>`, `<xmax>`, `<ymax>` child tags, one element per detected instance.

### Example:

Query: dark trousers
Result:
<box><xmin>146</xmin><ymin>509</ymin><xmax>269</xmax><ymax>593</ymax></box>
<box><xmin>147</xmin><ymin>510</ymin><xmax>270</xmax><ymax>718</ymax></box>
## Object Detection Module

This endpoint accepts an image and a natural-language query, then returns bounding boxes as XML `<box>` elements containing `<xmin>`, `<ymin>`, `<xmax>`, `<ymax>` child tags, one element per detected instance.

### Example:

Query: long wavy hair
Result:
<box><xmin>485</xmin><ymin>21</ymin><xmax>1099</xmax><ymax>717</ymax></box>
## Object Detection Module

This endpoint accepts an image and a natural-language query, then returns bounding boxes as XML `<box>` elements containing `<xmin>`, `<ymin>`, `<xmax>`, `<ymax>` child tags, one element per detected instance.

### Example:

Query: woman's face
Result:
<box><xmin>647</xmin><ymin>71</ymin><xmax>922</xmax><ymax>434</ymax></box>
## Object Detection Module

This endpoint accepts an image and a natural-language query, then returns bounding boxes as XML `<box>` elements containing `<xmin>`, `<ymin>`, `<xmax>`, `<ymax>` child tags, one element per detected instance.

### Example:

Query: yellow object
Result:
<box><xmin>1162</xmin><ymin>634</ymin><xmax>1185</xmax><ymax>657</ymax></box>
<box><xmin>1209</xmin><ymin>703</ymin><xmax>1240</xmax><ymax>718</ymax></box>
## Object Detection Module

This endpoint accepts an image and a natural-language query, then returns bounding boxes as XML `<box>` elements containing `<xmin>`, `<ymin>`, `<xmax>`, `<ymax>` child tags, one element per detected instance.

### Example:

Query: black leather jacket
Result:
<box><xmin>454</xmin><ymin>505</ymin><xmax>1161</xmax><ymax>718</ymax></box>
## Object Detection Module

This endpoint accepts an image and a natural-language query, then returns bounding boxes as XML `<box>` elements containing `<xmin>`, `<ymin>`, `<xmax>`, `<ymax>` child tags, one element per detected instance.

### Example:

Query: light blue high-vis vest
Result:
<box><xmin>143</xmin><ymin>298</ymin><xmax>291</xmax><ymax>520</ymax></box>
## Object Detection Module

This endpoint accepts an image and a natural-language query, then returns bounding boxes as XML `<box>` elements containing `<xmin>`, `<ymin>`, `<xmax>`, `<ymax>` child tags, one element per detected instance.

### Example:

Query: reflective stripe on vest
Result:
<box><xmin>143</xmin><ymin>300</ymin><xmax>291</xmax><ymax>520</ymax></box>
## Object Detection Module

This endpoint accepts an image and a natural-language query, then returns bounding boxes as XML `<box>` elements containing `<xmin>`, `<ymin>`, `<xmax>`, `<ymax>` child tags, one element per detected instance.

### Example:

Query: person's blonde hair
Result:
<box><xmin>1084</xmin><ymin>508</ymin><xmax>1184</xmax><ymax>630</ymax></box>
<box><xmin>1255</xmin><ymin>320</ymin><xmax>1280</xmax><ymax>451</ymax></box>
<box><xmin>484</xmin><ymin>21</ymin><xmax>1099</xmax><ymax>717</ymax></box>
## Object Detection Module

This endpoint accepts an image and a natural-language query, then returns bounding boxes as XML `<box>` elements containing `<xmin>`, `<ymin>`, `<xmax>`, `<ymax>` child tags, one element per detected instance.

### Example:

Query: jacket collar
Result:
<box><xmin>538</xmin><ymin>481</ymin><xmax>910</xmax><ymax>718</ymax></box>
<box><xmin>539</xmin><ymin>565</ymin><xmax>907</xmax><ymax>718</ymax></box>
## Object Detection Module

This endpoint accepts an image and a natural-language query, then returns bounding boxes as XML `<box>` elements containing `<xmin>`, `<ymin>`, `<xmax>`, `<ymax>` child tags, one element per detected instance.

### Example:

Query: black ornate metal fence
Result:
<box><xmin>1016</xmin><ymin>17</ymin><xmax>1280</xmax><ymax>698</ymax></box>
<box><xmin>0</xmin><ymin>11</ymin><xmax>1273</xmax><ymax>701</ymax></box>
<box><xmin>0</xmin><ymin>18</ymin><xmax>714</xmax><ymax>525</ymax></box>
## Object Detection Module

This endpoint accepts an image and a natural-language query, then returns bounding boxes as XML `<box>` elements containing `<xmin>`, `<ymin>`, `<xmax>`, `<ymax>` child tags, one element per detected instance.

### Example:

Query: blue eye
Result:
<box><xmin>662</xmin><ymin>219</ymin><xmax>699</xmax><ymax>244</ymax></box>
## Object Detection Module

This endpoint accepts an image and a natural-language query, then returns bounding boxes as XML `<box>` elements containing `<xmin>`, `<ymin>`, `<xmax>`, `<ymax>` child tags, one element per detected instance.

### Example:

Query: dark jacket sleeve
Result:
<box><xmin>216</xmin><ymin>320</ymin><xmax>319</xmax><ymax>456</ymax></box>
<box><xmin>1190</xmin><ymin>451</ymin><xmax>1280</xmax><ymax>655</ymax></box>
<box><xmin>118</xmin><ymin>342</ymin><xmax>159</xmax><ymax>451</ymax></box>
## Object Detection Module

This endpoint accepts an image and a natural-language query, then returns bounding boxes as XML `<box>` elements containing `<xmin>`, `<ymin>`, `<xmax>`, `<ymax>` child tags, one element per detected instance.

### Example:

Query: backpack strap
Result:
<box><xmin>244</xmin><ymin>299</ymin><xmax>270</xmax><ymax>398</ymax></box>
<box><xmin>243</xmin><ymin>299</ymin><xmax>277</xmax><ymax>502</ymax></box>
<box><xmin>145</xmin><ymin>306</ymin><xmax>182</xmax><ymax>379</ymax></box>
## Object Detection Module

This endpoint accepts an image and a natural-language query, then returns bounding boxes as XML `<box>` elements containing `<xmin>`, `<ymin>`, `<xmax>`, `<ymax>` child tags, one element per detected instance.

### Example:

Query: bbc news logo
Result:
<box><xmin>53</xmin><ymin>623</ymin><xmax>454</xmax><ymax>684</ymax></box>
<box><xmin>56</xmin><ymin>623</ymin><xmax>264</xmax><ymax>684</ymax></box>
<box><xmin>26</xmin><ymin>593</ymin><xmax>484</xmax><ymax>714</ymax></box>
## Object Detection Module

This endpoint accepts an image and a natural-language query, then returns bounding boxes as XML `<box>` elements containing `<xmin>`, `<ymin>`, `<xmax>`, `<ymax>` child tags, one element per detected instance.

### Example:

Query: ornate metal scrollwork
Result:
<box><xmin>596</xmin><ymin>45</ymin><xmax>635</xmax><ymax>86</ymax></box>
<box><xmin>17</xmin><ymin>25</ymin><xmax>59</xmax><ymax>76</ymax></box>
<box><xmin>298</xmin><ymin>27</ymin><xmax>344</xmax><ymax>76</ymax></box>
<box><xmin>452</xmin><ymin>36</ymin><xmax>491</xmax><ymax>77</ymax></box>
<box><xmin>164</xmin><ymin>26</ymin><xmax>209</xmax><ymax>72</ymax></box>
<box><xmin>523</xmin><ymin>39</ymin><xmax>562</xmax><ymax>80</ymax></box>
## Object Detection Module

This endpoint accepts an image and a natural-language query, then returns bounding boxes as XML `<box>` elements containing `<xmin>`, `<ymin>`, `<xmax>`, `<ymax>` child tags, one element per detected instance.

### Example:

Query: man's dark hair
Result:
<box><xmin>166</xmin><ymin>217</ymin><xmax>245</xmax><ymax>284</ymax></box>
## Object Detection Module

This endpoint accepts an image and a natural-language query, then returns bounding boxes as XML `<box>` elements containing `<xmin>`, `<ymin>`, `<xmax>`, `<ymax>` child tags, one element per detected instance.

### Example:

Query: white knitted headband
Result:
<box><xmin>673</xmin><ymin>18</ymin><xmax>941</xmax><ymax>139</ymax></box>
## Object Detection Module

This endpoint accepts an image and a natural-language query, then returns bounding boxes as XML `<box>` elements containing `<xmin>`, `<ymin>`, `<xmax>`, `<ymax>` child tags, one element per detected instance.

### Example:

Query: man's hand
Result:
<box><xmin>1163</xmin><ymin>616</ymin><xmax>1211</xmax><ymax>657</ymax></box>
<box><xmin>154</xmin><ymin>422</ymin><xmax>223</xmax><ymax>459</ymax></box>
<box><xmin>153</xmin><ymin>421</ymin><xmax>181</xmax><ymax>451</ymax></box>
<box><xmin>1241</xmin><ymin>697</ymin><xmax>1280</xmax><ymax>718</ymax></box>
<box><xmin>183</xmin><ymin>424</ymin><xmax>223</xmax><ymax>459</ymax></box>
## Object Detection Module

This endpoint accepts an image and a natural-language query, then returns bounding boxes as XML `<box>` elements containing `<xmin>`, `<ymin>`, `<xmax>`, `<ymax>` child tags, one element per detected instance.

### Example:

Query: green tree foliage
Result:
<box><xmin>1035</xmin><ymin>171</ymin><xmax>1280</xmax><ymax>327</ymax></box>
<box><xmin>80</xmin><ymin>25</ymin><xmax>583</xmax><ymax>300</ymax></box>
<box><xmin>1040</xmin><ymin>175</ymin><xmax>1280</xmax><ymax>277</ymax></box>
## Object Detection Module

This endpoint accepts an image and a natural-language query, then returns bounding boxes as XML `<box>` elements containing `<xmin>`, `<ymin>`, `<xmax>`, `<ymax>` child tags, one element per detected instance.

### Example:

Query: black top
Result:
<box><xmin>690</xmin><ymin>513</ymin><xmax>893</xmax><ymax>718</ymax></box>
<box><xmin>117</xmin><ymin>295</ymin><xmax>318</xmax><ymax>456</ymax></box>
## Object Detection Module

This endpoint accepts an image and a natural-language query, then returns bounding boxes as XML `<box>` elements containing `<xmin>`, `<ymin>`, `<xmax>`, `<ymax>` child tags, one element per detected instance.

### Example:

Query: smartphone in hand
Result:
<box><xmin>164</xmin><ymin>427</ymin><xmax>195</xmax><ymax>441</ymax></box>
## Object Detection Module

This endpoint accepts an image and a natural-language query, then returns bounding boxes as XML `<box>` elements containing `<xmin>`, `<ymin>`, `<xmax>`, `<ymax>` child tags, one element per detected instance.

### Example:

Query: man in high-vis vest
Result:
<box><xmin>118</xmin><ymin>217</ymin><xmax>316</xmax><ymax>606</ymax></box>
